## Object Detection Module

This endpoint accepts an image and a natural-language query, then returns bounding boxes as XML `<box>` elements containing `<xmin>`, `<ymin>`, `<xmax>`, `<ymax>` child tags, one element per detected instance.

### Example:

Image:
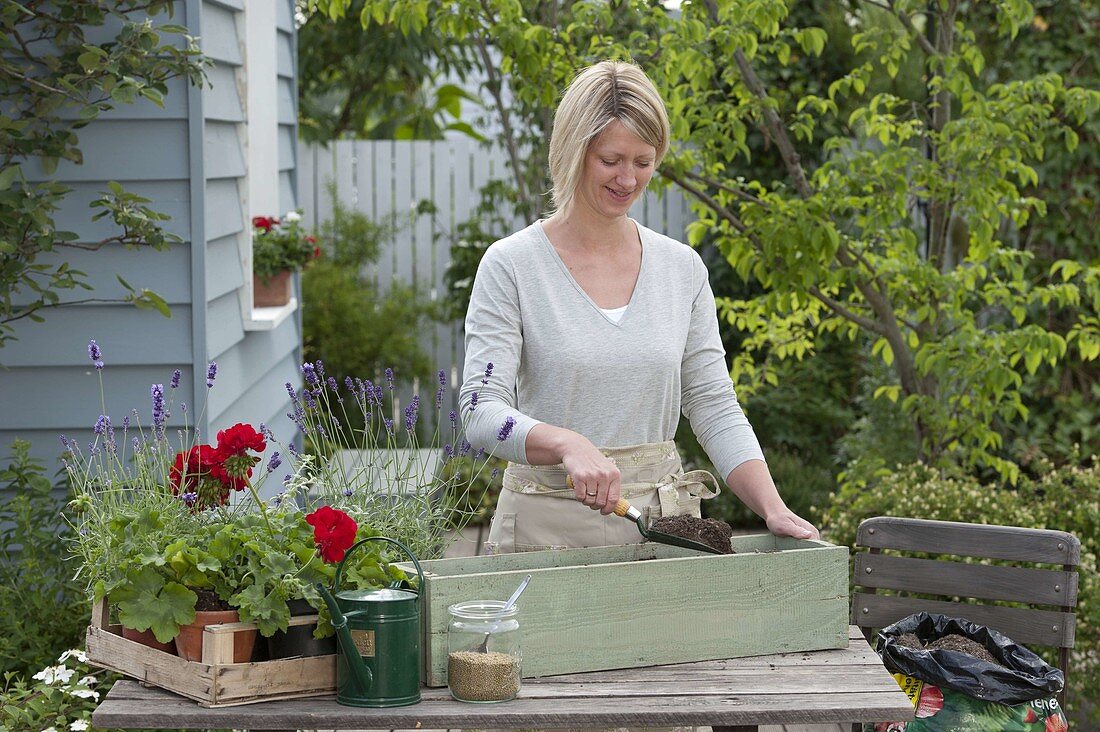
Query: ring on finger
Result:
<box><xmin>585</xmin><ymin>490</ymin><xmax>598</xmax><ymax>497</ymax></box>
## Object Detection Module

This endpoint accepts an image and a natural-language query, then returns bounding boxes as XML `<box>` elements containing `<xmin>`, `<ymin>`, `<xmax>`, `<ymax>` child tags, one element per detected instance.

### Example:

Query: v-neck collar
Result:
<box><xmin>534</xmin><ymin>219</ymin><xmax>647</xmax><ymax>328</ymax></box>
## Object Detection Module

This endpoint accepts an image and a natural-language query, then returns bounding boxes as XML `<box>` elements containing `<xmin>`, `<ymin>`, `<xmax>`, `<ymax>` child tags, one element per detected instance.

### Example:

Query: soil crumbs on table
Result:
<box><xmin>650</xmin><ymin>515</ymin><xmax>735</xmax><ymax>554</ymax></box>
<box><xmin>895</xmin><ymin>632</ymin><xmax>1001</xmax><ymax>666</ymax></box>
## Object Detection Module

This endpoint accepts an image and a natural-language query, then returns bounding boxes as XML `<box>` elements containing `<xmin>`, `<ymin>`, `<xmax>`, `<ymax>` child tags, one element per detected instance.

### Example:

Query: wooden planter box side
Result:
<box><xmin>85</xmin><ymin>599</ymin><xmax>336</xmax><ymax>707</ymax></box>
<box><xmin>407</xmin><ymin>535</ymin><xmax>849</xmax><ymax>687</ymax></box>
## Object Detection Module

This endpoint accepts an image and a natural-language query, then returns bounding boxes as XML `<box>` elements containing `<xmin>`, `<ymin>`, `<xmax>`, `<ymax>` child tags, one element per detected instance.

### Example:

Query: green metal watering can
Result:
<box><xmin>315</xmin><ymin>536</ymin><xmax>425</xmax><ymax>707</ymax></box>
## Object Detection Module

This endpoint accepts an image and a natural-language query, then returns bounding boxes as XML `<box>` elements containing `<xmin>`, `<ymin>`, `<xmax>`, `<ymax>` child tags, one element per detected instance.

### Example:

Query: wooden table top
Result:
<box><xmin>93</xmin><ymin>626</ymin><xmax>914</xmax><ymax>730</ymax></box>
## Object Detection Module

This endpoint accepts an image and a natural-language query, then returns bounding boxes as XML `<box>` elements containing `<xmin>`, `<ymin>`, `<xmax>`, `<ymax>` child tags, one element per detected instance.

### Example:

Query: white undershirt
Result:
<box><xmin>599</xmin><ymin>305</ymin><xmax>628</xmax><ymax>323</ymax></box>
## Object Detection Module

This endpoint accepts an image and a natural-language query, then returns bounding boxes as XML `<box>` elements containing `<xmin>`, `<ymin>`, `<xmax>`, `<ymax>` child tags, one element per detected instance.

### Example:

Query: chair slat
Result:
<box><xmin>851</xmin><ymin>592</ymin><xmax>1075</xmax><ymax>648</ymax></box>
<box><xmin>857</xmin><ymin>517</ymin><xmax>1080</xmax><ymax>565</ymax></box>
<box><xmin>854</xmin><ymin>553</ymin><xmax>1079</xmax><ymax>606</ymax></box>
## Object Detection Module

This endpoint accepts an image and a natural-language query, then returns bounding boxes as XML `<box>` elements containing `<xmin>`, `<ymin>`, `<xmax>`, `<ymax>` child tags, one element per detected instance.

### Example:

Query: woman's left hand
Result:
<box><xmin>765</xmin><ymin>510</ymin><xmax>820</xmax><ymax>540</ymax></box>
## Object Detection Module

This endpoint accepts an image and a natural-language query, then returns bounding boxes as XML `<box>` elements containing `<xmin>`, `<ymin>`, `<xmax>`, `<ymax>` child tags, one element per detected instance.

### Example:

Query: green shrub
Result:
<box><xmin>821</xmin><ymin>457</ymin><xmax>1100</xmax><ymax>725</ymax></box>
<box><xmin>302</xmin><ymin>199</ymin><xmax>435</xmax><ymax>412</ymax></box>
<box><xmin>0</xmin><ymin>440</ymin><xmax>87</xmax><ymax>677</ymax></box>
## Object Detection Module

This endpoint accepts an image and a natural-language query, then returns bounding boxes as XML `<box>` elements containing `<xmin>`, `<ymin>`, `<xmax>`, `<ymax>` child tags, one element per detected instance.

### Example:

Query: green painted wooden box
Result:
<box><xmin>403</xmin><ymin>534</ymin><xmax>849</xmax><ymax>687</ymax></box>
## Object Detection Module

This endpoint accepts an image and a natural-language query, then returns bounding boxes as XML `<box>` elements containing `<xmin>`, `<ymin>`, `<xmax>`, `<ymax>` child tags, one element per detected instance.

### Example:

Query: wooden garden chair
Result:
<box><xmin>850</xmin><ymin>515</ymin><xmax>1080</xmax><ymax>728</ymax></box>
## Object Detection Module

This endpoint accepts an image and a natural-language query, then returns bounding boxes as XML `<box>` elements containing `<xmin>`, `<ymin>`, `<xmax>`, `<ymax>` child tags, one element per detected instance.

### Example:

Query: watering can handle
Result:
<box><xmin>333</xmin><ymin>536</ymin><xmax>426</xmax><ymax>597</ymax></box>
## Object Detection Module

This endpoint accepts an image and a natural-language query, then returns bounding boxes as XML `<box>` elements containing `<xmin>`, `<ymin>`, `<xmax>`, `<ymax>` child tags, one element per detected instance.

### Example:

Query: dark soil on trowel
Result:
<box><xmin>650</xmin><ymin>514</ymin><xmax>735</xmax><ymax>554</ymax></box>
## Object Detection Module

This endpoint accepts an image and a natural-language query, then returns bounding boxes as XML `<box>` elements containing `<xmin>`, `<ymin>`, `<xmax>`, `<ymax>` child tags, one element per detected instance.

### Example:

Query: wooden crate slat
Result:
<box><xmin>851</xmin><ymin>591</ymin><xmax>1075</xmax><ymax>647</ymax></box>
<box><xmin>854</xmin><ymin>553</ymin><xmax>1078</xmax><ymax>606</ymax></box>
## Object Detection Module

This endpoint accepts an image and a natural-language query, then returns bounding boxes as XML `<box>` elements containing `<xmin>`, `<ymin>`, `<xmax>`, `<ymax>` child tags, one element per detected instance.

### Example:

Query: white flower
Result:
<box><xmin>284</xmin><ymin>210</ymin><xmax>301</xmax><ymax>222</ymax></box>
<box><xmin>57</xmin><ymin>649</ymin><xmax>87</xmax><ymax>664</ymax></box>
<box><xmin>70</xmin><ymin>720</ymin><xmax>90</xmax><ymax>731</ymax></box>
<box><xmin>33</xmin><ymin>665</ymin><xmax>75</xmax><ymax>685</ymax></box>
<box><xmin>42</xmin><ymin>727</ymin><xmax>58</xmax><ymax>732</ymax></box>
<box><xmin>78</xmin><ymin>675</ymin><xmax>98</xmax><ymax>686</ymax></box>
<box><xmin>68</xmin><ymin>688</ymin><xmax>100</xmax><ymax>700</ymax></box>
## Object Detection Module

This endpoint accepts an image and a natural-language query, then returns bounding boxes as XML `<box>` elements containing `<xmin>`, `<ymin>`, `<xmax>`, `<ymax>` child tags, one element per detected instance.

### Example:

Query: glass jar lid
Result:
<box><xmin>448</xmin><ymin>600</ymin><xmax>518</xmax><ymax>620</ymax></box>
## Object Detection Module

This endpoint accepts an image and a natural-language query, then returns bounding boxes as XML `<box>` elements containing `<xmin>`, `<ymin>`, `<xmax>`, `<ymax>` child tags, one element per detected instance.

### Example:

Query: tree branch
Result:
<box><xmin>661</xmin><ymin>169</ymin><xmax>758</xmax><ymax>243</ymax></box>
<box><xmin>471</xmin><ymin>31</ymin><xmax>530</xmax><ymax>218</ymax></box>
<box><xmin>2</xmin><ymin>297</ymin><xmax>147</xmax><ymax>326</ymax></box>
<box><xmin>681</xmin><ymin>169</ymin><xmax>770</xmax><ymax>209</ymax></box>
<box><xmin>879</xmin><ymin>0</ymin><xmax>939</xmax><ymax>58</ymax></box>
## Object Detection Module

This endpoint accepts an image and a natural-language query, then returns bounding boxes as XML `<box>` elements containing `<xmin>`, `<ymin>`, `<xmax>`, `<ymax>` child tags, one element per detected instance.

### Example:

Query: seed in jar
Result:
<box><xmin>448</xmin><ymin>650</ymin><xmax>520</xmax><ymax>702</ymax></box>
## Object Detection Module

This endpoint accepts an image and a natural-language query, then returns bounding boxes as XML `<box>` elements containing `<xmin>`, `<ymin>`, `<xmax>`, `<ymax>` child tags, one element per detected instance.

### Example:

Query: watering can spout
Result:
<box><xmin>316</xmin><ymin>583</ymin><xmax>373</xmax><ymax>695</ymax></box>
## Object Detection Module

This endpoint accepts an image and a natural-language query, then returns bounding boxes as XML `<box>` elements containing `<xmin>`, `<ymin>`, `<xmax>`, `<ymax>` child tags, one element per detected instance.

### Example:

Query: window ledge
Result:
<box><xmin>243</xmin><ymin>297</ymin><xmax>297</xmax><ymax>331</ymax></box>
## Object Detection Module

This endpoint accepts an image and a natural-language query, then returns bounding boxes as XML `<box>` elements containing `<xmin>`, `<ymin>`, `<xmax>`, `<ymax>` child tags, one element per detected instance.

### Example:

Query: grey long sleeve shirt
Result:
<box><xmin>461</xmin><ymin>219</ymin><xmax>765</xmax><ymax>481</ymax></box>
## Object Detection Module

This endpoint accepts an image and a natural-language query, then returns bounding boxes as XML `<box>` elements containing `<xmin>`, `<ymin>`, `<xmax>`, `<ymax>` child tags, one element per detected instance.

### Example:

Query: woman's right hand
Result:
<box><xmin>525</xmin><ymin>425</ymin><xmax>622</xmax><ymax>514</ymax></box>
<box><xmin>561</xmin><ymin>437</ymin><xmax>621</xmax><ymax>515</ymax></box>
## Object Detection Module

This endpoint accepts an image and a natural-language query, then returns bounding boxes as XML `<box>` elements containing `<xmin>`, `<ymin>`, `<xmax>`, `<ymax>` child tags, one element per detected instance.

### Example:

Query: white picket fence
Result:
<box><xmin>298</xmin><ymin>139</ymin><xmax>693</xmax><ymax>421</ymax></box>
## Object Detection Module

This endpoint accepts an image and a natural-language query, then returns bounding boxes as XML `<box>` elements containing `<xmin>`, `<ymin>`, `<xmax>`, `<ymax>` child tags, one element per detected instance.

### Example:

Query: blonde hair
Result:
<box><xmin>547</xmin><ymin>61</ymin><xmax>670</xmax><ymax>215</ymax></box>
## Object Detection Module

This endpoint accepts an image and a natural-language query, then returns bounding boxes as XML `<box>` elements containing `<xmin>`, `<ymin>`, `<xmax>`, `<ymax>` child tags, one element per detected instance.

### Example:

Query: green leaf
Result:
<box><xmin>114</xmin><ymin>569</ymin><xmax>197</xmax><ymax>644</ymax></box>
<box><xmin>0</xmin><ymin>164</ymin><xmax>21</xmax><ymax>191</ymax></box>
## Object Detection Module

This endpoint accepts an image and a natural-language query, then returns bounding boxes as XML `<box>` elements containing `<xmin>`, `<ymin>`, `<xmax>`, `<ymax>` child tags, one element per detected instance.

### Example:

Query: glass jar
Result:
<box><xmin>446</xmin><ymin>600</ymin><xmax>521</xmax><ymax>703</ymax></box>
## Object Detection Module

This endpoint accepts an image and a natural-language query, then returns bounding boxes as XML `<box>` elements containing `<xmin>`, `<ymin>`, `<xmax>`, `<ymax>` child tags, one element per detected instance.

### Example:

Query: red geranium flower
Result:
<box><xmin>252</xmin><ymin>215</ymin><xmax>278</xmax><ymax>232</ymax></box>
<box><xmin>169</xmin><ymin>444</ymin><xmax>219</xmax><ymax>492</ymax></box>
<box><xmin>216</xmin><ymin>423</ymin><xmax>266</xmax><ymax>455</ymax></box>
<box><xmin>306</xmin><ymin>506</ymin><xmax>358</xmax><ymax>563</ymax></box>
<box><xmin>212</xmin><ymin>423</ymin><xmax>266</xmax><ymax>491</ymax></box>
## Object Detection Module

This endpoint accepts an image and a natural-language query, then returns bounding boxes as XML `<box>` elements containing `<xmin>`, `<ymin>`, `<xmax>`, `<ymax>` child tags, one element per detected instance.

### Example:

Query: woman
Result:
<box><xmin>461</xmin><ymin>60</ymin><xmax>818</xmax><ymax>553</ymax></box>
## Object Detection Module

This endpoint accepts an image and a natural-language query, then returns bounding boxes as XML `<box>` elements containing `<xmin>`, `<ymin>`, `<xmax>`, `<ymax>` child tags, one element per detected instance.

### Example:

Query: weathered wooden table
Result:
<box><xmin>93</xmin><ymin>627</ymin><xmax>913</xmax><ymax>732</ymax></box>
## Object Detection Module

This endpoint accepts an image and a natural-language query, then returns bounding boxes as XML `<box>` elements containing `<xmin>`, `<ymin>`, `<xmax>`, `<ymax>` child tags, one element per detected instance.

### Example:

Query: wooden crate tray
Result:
<box><xmin>85</xmin><ymin>599</ymin><xmax>336</xmax><ymax>707</ymax></box>
<box><xmin>402</xmin><ymin>534</ymin><xmax>850</xmax><ymax>687</ymax></box>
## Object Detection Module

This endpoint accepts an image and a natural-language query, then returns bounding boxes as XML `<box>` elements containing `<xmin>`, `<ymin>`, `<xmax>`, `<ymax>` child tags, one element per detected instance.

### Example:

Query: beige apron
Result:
<box><xmin>485</xmin><ymin>441</ymin><xmax>721</xmax><ymax>554</ymax></box>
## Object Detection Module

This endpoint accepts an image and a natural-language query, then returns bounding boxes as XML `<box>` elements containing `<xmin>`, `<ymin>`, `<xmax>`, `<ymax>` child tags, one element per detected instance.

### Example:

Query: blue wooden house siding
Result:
<box><xmin>0</xmin><ymin>0</ymin><xmax>300</xmax><ymax>498</ymax></box>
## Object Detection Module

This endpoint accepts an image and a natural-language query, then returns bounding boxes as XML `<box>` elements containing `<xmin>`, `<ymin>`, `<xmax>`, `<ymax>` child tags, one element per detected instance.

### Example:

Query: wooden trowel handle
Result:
<box><xmin>614</xmin><ymin>499</ymin><xmax>642</xmax><ymax>522</ymax></box>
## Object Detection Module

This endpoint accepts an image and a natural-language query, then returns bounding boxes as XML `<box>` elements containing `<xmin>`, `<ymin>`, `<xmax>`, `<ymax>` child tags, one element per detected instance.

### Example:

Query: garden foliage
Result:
<box><xmin>302</xmin><ymin>195</ymin><xmax>435</xmax><ymax>409</ymax></box>
<box><xmin>0</xmin><ymin>441</ymin><xmax>86</xmax><ymax>678</ymax></box>
<box><xmin>320</xmin><ymin>0</ymin><xmax>1100</xmax><ymax>486</ymax></box>
<box><xmin>0</xmin><ymin>1</ymin><xmax>207</xmax><ymax>356</ymax></box>
<box><xmin>0</xmin><ymin>649</ymin><xmax>107</xmax><ymax>732</ymax></box>
<box><xmin>822</xmin><ymin>457</ymin><xmax>1099</xmax><ymax>724</ymax></box>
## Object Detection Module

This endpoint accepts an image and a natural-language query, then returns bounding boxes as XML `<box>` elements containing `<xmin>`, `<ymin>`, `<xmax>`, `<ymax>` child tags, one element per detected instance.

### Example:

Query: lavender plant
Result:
<box><xmin>284</xmin><ymin>361</ymin><xmax>512</xmax><ymax>559</ymax></box>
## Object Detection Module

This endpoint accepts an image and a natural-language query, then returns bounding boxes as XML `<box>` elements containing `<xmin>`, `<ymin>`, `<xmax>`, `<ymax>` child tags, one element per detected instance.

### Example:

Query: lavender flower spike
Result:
<box><xmin>94</xmin><ymin>415</ymin><xmax>109</xmax><ymax>436</ymax></box>
<box><xmin>151</xmin><ymin>384</ymin><xmax>166</xmax><ymax>435</ymax></box>
<box><xmin>404</xmin><ymin>395</ymin><xmax>420</xmax><ymax>431</ymax></box>
<box><xmin>482</xmin><ymin>362</ymin><xmax>494</xmax><ymax>385</ymax></box>
<box><xmin>301</xmin><ymin>362</ymin><xmax>319</xmax><ymax>387</ymax></box>
<box><xmin>206</xmin><ymin>361</ymin><xmax>217</xmax><ymax>388</ymax></box>
<box><xmin>170</xmin><ymin>369</ymin><xmax>181</xmax><ymax>389</ymax></box>
<box><xmin>497</xmin><ymin>416</ymin><xmax>516</xmax><ymax>442</ymax></box>
<box><xmin>267</xmin><ymin>451</ymin><xmax>281</xmax><ymax>473</ymax></box>
<box><xmin>385</xmin><ymin>368</ymin><xmax>395</xmax><ymax>389</ymax></box>
<box><xmin>87</xmin><ymin>340</ymin><xmax>104</xmax><ymax>370</ymax></box>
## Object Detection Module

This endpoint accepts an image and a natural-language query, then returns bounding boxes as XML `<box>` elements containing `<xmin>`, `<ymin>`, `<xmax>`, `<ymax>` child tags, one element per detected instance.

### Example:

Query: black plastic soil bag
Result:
<box><xmin>877</xmin><ymin>612</ymin><xmax>1063</xmax><ymax>706</ymax></box>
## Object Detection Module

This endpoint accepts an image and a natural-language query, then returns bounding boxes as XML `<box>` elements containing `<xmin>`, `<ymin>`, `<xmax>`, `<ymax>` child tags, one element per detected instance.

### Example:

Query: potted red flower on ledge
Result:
<box><xmin>252</xmin><ymin>211</ymin><xmax>320</xmax><ymax>307</ymax></box>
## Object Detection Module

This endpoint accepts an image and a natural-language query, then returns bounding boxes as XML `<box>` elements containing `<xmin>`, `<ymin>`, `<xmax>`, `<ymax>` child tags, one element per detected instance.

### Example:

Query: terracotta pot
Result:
<box><xmin>174</xmin><ymin>609</ymin><xmax>257</xmax><ymax>663</ymax></box>
<box><xmin>121</xmin><ymin>626</ymin><xmax>176</xmax><ymax>655</ymax></box>
<box><xmin>253</xmin><ymin>270</ymin><xmax>291</xmax><ymax>307</ymax></box>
